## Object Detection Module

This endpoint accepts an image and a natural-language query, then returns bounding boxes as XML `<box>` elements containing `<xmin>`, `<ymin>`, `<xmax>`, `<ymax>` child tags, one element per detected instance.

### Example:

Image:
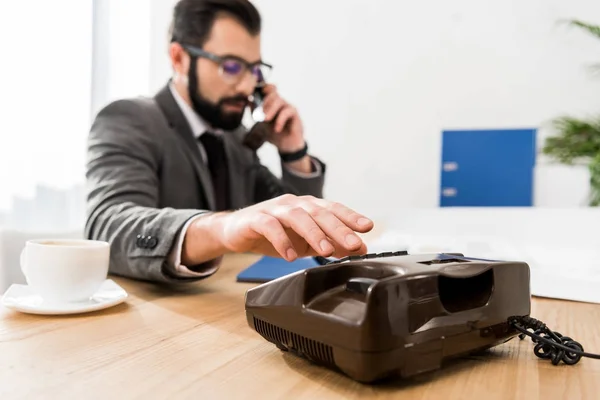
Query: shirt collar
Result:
<box><xmin>169</xmin><ymin>82</ymin><xmax>223</xmax><ymax>138</ymax></box>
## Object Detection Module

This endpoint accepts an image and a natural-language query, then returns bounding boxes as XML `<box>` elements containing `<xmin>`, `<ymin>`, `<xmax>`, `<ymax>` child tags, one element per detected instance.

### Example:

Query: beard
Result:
<box><xmin>187</xmin><ymin>57</ymin><xmax>249</xmax><ymax>131</ymax></box>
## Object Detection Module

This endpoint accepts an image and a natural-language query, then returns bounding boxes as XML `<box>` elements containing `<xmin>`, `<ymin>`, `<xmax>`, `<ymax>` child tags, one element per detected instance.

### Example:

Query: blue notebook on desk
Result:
<box><xmin>237</xmin><ymin>256</ymin><xmax>323</xmax><ymax>283</ymax></box>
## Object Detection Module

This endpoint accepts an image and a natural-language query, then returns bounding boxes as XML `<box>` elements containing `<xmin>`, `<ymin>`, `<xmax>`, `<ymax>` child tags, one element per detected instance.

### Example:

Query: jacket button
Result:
<box><xmin>147</xmin><ymin>236</ymin><xmax>158</xmax><ymax>249</ymax></box>
<box><xmin>136</xmin><ymin>235</ymin><xmax>145</xmax><ymax>248</ymax></box>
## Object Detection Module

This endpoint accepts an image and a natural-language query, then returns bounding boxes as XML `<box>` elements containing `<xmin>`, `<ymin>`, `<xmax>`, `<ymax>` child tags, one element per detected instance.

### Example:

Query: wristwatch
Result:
<box><xmin>279</xmin><ymin>142</ymin><xmax>308</xmax><ymax>163</ymax></box>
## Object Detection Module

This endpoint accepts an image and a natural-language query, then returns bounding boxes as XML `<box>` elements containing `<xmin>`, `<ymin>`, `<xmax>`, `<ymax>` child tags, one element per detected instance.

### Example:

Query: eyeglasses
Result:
<box><xmin>181</xmin><ymin>44</ymin><xmax>272</xmax><ymax>86</ymax></box>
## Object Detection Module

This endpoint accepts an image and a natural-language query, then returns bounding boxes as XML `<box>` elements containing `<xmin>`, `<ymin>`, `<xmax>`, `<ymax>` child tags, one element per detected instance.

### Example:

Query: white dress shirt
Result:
<box><xmin>166</xmin><ymin>83</ymin><xmax>321</xmax><ymax>276</ymax></box>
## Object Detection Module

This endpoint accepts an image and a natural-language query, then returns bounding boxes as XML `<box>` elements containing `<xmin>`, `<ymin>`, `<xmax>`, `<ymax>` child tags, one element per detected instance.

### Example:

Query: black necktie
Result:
<box><xmin>198</xmin><ymin>132</ymin><xmax>230</xmax><ymax>211</ymax></box>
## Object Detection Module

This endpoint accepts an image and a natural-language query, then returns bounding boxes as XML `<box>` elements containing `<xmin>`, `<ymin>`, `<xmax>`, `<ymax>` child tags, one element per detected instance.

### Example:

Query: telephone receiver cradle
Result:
<box><xmin>244</xmin><ymin>251</ymin><xmax>532</xmax><ymax>383</ymax></box>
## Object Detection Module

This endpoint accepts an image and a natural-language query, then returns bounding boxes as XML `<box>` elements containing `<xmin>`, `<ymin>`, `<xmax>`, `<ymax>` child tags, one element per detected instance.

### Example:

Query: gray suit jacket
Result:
<box><xmin>85</xmin><ymin>84</ymin><xmax>326</xmax><ymax>283</ymax></box>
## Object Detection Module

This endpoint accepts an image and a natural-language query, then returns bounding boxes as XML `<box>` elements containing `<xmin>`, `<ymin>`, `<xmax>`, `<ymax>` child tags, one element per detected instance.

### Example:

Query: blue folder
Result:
<box><xmin>236</xmin><ymin>256</ymin><xmax>323</xmax><ymax>283</ymax></box>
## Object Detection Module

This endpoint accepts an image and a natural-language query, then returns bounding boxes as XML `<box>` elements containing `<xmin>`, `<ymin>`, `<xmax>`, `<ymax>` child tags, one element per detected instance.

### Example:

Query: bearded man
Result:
<box><xmin>85</xmin><ymin>0</ymin><xmax>373</xmax><ymax>283</ymax></box>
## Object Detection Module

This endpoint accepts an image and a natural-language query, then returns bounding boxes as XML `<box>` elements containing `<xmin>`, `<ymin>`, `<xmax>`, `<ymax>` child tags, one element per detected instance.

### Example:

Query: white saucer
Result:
<box><xmin>1</xmin><ymin>279</ymin><xmax>128</xmax><ymax>315</ymax></box>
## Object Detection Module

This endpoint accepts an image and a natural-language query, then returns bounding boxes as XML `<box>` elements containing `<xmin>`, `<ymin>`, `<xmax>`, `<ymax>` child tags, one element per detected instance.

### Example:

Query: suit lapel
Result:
<box><xmin>154</xmin><ymin>85</ymin><xmax>216</xmax><ymax>210</ymax></box>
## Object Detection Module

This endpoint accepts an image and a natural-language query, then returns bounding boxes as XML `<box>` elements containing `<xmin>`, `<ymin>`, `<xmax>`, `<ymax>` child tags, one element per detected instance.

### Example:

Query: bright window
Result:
<box><xmin>0</xmin><ymin>0</ymin><xmax>93</xmax><ymax>231</ymax></box>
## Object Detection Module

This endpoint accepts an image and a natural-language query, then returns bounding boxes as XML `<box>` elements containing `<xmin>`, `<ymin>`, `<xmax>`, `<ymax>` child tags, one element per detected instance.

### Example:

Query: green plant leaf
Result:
<box><xmin>563</xmin><ymin>19</ymin><xmax>600</xmax><ymax>40</ymax></box>
<box><xmin>589</xmin><ymin>153</ymin><xmax>600</xmax><ymax>206</ymax></box>
<box><xmin>542</xmin><ymin>116</ymin><xmax>600</xmax><ymax>164</ymax></box>
<box><xmin>549</xmin><ymin>18</ymin><xmax>600</xmax><ymax>205</ymax></box>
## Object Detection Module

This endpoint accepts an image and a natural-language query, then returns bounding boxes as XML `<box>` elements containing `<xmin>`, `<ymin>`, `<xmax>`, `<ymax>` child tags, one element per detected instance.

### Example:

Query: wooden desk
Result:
<box><xmin>1</xmin><ymin>254</ymin><xmax>599</xmax><ymax>399</ymax></box>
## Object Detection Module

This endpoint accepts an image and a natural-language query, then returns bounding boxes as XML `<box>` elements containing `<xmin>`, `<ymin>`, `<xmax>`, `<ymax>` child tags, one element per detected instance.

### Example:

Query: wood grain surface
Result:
<box><xmin>1</xmin><ymin>253</ymin><xmax>599</xmax><ymax>399</ymax></box>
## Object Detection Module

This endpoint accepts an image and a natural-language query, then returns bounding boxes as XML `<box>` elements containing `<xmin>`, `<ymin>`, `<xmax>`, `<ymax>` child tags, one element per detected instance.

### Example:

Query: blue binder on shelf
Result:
<box><xmin>440</xmin><ymin>128</ymin><xmax>537</xmax><ymax>207</ymax></box>
<box><xmin>236</xmin><ymin>256</ymin><xmax>323</xmax><ymax>283</ymax></box>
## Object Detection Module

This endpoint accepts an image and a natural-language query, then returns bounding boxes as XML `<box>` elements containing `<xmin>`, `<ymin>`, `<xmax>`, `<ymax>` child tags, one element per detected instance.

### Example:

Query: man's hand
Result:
<box><xmin>261</xmin><ymin>84</ymin><xmax>305</xmax><ymax>154</ymax></box>
<box><xmin>182</xmin><ymin>194</ymin><xmax>374</xmax><ymax>265</ymax></box>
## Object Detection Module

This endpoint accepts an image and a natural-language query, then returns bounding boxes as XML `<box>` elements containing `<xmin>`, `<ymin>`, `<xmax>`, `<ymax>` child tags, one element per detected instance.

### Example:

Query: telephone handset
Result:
<box><xmin>242</xmin><ymin>84</ymin><xmax>299</xmax><ymax>197</ymax></box>
<box><xmin>242</xmin><ymin>84</ymin><xmax>273</xmax><ymax>151</ymax></box>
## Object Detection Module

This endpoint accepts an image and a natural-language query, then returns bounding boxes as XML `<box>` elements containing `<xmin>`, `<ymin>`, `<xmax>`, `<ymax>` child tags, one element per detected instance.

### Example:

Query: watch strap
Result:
<box><xmin>279</xmin><ymin>142</ymin><xmax>308</xmax><ymax>162</ymax></box>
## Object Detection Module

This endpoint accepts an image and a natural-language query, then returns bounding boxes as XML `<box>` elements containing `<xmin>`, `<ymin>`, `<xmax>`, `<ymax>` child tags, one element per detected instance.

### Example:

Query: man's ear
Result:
<box><xmin>169</xmin><ymin>42</ymin><xmax>190</xmax><ymax>80</ymax></box>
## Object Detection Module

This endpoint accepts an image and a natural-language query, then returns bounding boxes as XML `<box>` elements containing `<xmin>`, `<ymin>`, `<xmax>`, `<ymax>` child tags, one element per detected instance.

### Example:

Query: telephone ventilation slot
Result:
<box><xmin>254</xmin><ymin>317</ymin><xmax>334</xmax><ymax>365</ymax></box>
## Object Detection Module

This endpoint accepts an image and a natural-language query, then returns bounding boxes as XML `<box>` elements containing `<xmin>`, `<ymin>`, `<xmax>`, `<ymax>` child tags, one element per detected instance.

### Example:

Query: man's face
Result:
<box><xmin>184</xmin><ymin>16</ymin><xmax>262</xmax><ymax>130</ymax></box>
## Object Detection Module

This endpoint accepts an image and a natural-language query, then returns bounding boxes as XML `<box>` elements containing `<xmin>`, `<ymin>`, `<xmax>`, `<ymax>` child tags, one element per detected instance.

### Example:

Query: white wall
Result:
<box><xmin>149</xmin><ymin>0</ymin><xmax>179</xmax><ymax>94</ymax></box>
<box><xmin>92</xmin><ymin>0</ymin><xmax>152</xmax><ymax>116</ymax></box>
<box><xmin>144</xmin><ymin>0</ymin><xmax>600</xmax><ymax>217</ymax></box>
<box><xmin>0</xmin><ymin>0</ymin><xmax>92</xmax><ymax>226</ymax></box>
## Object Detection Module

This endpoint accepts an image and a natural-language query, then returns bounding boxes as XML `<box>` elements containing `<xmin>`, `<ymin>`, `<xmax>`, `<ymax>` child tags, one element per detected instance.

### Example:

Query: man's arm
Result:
<box><xmin>255</xmin><ymin>83</ymin><xmax>326</xmax><ymax>198</ymax></box>
<box><xmin>179</xmin><ymin>195</ymin><xmax>373</xmax><ymax>267</ymax></box>
<box><xmin>280</xmin><ymin>153</ymin><xmax>326</xmax><ymax>198</ymax></box>
<box><xmin>252</xmin><ymin>152</ymin><xmax>325</xmax><ymax>204</ymax></box>
<box><xmin>85</xmin><ymin>99</ymin><xmax>212</xmax><ymax>283</ymax></box>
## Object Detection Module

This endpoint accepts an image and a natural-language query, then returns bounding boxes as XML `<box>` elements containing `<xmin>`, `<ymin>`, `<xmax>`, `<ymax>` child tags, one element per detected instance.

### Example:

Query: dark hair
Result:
<box><xmin>170</xmin><ymin>0</ymin><xmax>261</xmax><ymax>46</ymax></box>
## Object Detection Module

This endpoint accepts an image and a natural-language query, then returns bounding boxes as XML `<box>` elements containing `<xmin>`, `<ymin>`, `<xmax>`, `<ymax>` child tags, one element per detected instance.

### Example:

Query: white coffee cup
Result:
<box><xmin>20</xmin><ymin>239</ymin><xmax>110</xmax><ymax>304</ymax></box>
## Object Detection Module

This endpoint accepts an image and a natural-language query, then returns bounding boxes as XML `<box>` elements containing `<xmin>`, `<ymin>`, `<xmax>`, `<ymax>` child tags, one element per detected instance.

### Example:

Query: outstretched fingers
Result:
<box><xmin>250</xmin><ymin>213</ymin><xmax>297</xmax><ymax>261</ymax></box>
<box><xmin>270</xmin><ymin>206</ymin><xmax>335</xmax><ymax>257</ymax></box>
<box><xmin>307</xmin><ymin>198</ymin><xmax>373</xmax><ymax>233</ymax></box>
<box><xmin>248</xmin><ymin>195</ymin><xmax>375</xmax><ymax>260</ymax></box>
